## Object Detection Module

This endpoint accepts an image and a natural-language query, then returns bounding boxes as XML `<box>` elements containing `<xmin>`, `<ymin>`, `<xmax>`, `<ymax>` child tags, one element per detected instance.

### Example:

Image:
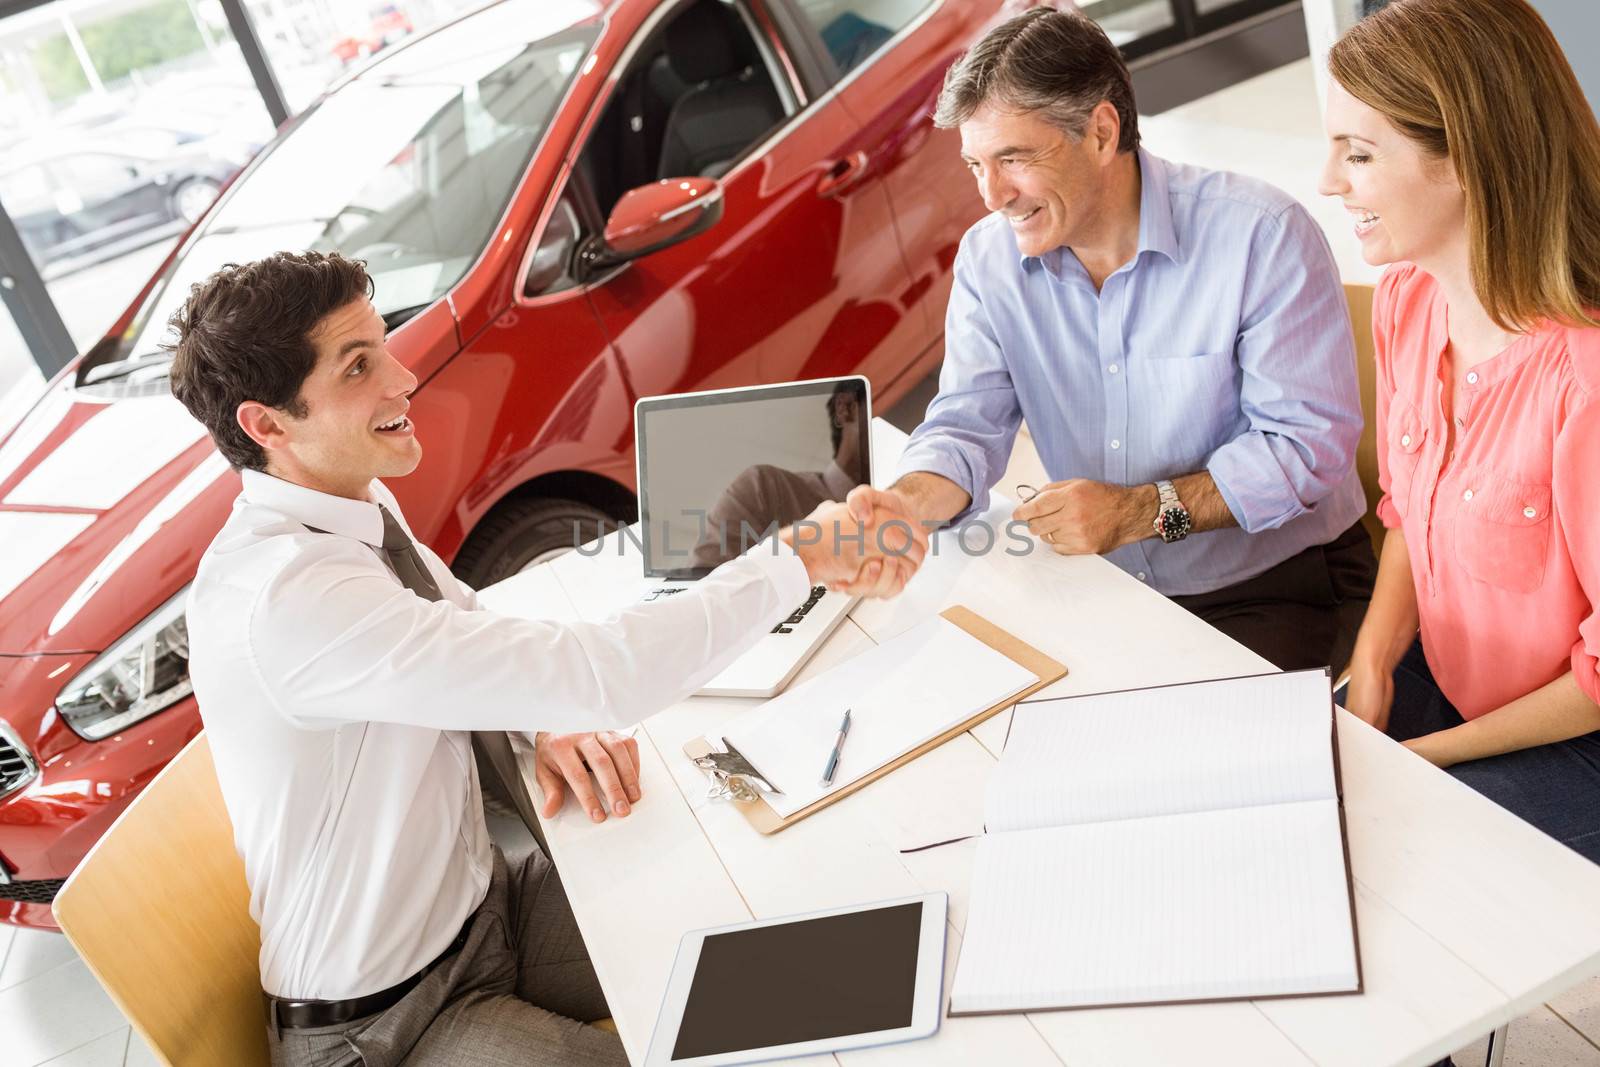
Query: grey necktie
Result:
<box><xmin>376</xmin><ymin>505</ymin><xmax>544</xmax><ymax>845</ymax></box>
<box><xmin>378</xmin><ymin>505</ymin><xmax>444</xmax><ymax>602</ymax></box>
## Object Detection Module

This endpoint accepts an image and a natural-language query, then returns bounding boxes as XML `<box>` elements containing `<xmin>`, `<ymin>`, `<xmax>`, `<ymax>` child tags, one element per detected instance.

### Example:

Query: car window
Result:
<box><xmin>102</xmin><ymin>0</ymin><xmax>601</xmax><ymax>373</ymax></box>
<box><xmin>792</xmin><ymin>0</ymin><xmax>931</xmax><ymax>78</ymax></box>
<box><xmin>525</xmin><ymin>194</ymin><xmax>583</xmax><ymax>297</ymax></box>
<box><xmin>579</xmin><ymin>0</ymin><xmax>792</xmax><ymax>219</ymax></box>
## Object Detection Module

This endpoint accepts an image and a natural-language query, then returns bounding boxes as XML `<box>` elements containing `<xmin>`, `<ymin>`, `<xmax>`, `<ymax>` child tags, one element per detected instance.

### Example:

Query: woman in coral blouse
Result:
<box><xmin>1324</xmin><ymin>0</ymin><xmax>1600</xmax><ymax>866</ymax></box>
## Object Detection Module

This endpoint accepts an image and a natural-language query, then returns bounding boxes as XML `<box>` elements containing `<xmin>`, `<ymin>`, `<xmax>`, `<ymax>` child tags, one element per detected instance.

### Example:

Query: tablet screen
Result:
<box><xmin>671</xmin><ymin>901</ymin><xmax>925</xmax><ymax>1060</ymax></box>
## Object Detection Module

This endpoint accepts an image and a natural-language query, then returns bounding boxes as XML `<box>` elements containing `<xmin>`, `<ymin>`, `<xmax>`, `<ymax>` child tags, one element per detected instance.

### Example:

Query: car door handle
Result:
<box><xmin>816</xmin><ymin>151</ymin><xmax>869</xmax><ymax>198</ymax></box>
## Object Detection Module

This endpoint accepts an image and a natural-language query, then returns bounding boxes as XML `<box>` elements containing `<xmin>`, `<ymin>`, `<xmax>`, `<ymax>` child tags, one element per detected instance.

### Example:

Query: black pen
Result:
<box><xmin>820</xmin><ymin>709</ymin><xmax>852</xmax><ymax>787</ymax></box>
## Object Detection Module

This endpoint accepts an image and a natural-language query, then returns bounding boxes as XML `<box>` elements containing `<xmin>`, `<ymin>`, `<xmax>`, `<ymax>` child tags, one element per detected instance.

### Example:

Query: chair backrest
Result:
<box><xmin>53</xmin><ymin>732</ymin><xmax>268</xmax><ymax>1067</ymax></box>
<box><xmin>1345</xmin><ymin>282</ymin><xmax>1385</xmax><ymax>552</ymax></box>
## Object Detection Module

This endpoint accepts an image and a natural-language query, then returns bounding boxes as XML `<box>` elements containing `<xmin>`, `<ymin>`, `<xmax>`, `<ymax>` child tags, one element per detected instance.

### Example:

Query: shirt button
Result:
<box><xmin>1463</xmin><ymin>488</ymin><xmax>1474</xmax><ymax>501</ymax></box>
<box><xmin>1524</xmin><ymin>506</ymin><xmax>1537</xmax><ymax>518</ymax></box>
<box><xmin>1137</xmin><ymin>572</ymin><xmax>1147</xmax><ymax>581</ymax></box>
<box><xmin>1466</xmin><ymin>371</ymin><xmax>1479</xmax><ymax>384</ymax></box>
<box><xmin>1110</xmin><ymin>439</ymin><xmax>1121</xmax><ymax>450</ymax></box>
<box><xmin>1108</xmin><ymin>363</ymin><xmax>1120</xmax><ymax>374</ymax></box>
<box><xmin>1400</xmin><ymin>434</ymin><xmax>1411</xmax><ymax>447</ymax></box>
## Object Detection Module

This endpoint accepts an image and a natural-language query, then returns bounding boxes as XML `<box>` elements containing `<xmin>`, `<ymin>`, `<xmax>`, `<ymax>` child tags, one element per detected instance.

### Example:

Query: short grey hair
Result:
<box><xmin>933</xmin><ymin>7</ymin><xmax>1140</xmax><ymax>153</ymax></box>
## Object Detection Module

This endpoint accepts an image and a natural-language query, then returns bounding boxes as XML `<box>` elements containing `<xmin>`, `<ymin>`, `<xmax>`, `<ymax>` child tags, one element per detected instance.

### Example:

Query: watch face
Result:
<box><xmin>1159</xmin><ymin>506</ymin><xmax>1191</xmax><ymax>542</ymax></box>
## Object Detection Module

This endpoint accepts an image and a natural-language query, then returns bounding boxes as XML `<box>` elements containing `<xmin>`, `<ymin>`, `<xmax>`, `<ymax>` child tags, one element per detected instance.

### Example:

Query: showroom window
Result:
<box><xmin>789</xmin><ymin>0</ymin><xmax>931</xmax><ymax>78</ymax></box>
<box><xmin>0</xmin><ymin>0</ymin><xmax>275</xmax><ymax>393</ymax></box>
<box><xmin>241</xmin><ymin>0</ymin><xmax>499</xmax><ymax>114</ymax></box>
<box><xmin>1082</xmin><ymin>0</ymin><xmax>1290</xmax><ymax>59</ymax></box>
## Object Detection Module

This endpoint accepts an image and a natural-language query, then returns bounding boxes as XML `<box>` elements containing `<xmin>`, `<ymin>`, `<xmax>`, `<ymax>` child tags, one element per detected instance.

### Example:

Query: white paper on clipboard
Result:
<box><xmin>715</xmin><ymin>616</ymin><xmax>1038</xmax><ymax>818</ymax></box>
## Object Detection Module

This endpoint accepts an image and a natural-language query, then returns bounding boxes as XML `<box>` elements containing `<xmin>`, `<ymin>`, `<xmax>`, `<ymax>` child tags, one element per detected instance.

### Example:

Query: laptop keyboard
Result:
<box><xmin>638</xmin><ymin>583</ymin><xmax>826</xmax><ymax>635</ymax></box>
<box><xmin>771</xmin><ymin>586</ymin><xmax>828</xmax><ymax>635</ymax></box>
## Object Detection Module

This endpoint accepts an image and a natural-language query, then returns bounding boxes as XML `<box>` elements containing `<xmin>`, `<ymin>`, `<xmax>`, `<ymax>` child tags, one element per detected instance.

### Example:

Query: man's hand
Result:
<box><xmin>532</xmin><ymin>730</ymin><xmax>641</xmax><ymax>824</ymax></box>
<box><xmin>780</xmin><ymin>492</ymin><xmax>928</xmax><ymax>598</ymax></box>
<box><xmin>1013</xmin><ymin>479</ymin><xmax>1157</xmax><ymax>555</ymax></box>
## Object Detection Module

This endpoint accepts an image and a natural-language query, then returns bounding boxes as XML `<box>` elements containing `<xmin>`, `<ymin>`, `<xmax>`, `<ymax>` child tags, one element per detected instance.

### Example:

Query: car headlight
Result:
<box><xmin>56</xmin><ymin>586</ymin><xmax>191</xmax><ymax>741</ymax></box>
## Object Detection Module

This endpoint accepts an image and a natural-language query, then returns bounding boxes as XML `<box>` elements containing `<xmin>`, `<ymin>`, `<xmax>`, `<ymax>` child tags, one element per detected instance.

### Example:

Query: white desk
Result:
<box><xmin>480</xmin><ymin>422</ymin><xmax>1600</xmax><ymax>1067</ymax></box>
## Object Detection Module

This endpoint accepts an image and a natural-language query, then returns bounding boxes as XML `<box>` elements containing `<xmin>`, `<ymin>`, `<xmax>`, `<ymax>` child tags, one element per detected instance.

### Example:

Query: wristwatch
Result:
<box><xmin>1152</xmin><ymin>480</ymin><xmax>1191</xmax><ymax>544</ymax></box>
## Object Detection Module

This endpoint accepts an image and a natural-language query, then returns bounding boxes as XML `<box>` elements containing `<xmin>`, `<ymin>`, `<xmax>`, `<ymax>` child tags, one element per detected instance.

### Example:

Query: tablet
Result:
<box><xmin>644</xmin><ymin>892</ymin><xmax>948</xmax><ymax>1066</ymax></box>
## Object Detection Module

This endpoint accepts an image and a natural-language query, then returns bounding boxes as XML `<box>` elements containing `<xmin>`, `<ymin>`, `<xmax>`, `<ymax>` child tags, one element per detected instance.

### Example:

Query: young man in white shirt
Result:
<box><xmin>169</xmin><ymin>251</ymin><xmax>923</xmax><ymax>1066</ymax></box>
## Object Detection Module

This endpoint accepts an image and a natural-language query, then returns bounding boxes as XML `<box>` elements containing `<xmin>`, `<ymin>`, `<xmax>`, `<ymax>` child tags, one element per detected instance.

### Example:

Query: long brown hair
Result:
<box><xmin>1329</xmin><ymin>0</ymin><xmax>1600</xmax><ymax>330</ymax></box>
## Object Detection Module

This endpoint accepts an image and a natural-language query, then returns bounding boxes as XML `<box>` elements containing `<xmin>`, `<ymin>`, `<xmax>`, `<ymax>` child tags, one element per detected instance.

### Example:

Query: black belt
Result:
<box><xmin>270</xmin><ymin>919</ymin><xmax>473</xmax><ymax>1031</ymax></box>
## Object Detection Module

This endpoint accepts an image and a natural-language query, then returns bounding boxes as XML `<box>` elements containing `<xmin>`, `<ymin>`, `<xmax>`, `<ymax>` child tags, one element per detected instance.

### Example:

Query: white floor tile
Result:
<box><xmin>0</xmin><ymin>922</ymin><xmax>16</xmax><ymax>977</ymax></box>
<box><xmin>1550</xmin><ymin>977</ymin><xmax>1600</xmax><ymax>1050</ymax></box>
<box><xmin>1452</xmin><ymin>1005</ymin><xmax>1600</xmax><ymax>1067</ymax></box>
<box><xmin>0</xmin><ymin>957</ymin><xmax>128</xmax><ymax>1066</ymax></box>
<box><xmin>0</xmin><ymin>927</ymin><xmax>79</xmax><ymax>991</ymax></box>
<box><xmin>37</xmin><ymin>1028</ymin><xmax>129</xmax><ymax>1067</ymax></box>
<box><xmin>123</xmin><ymin>1031</ymin><xmax>163</xmax><ymax>1067</ymax></box>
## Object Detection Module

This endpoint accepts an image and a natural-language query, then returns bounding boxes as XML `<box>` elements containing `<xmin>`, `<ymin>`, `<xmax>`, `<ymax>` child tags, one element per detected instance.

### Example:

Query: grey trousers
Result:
<box><xmin>267</xmin><ymin>847</ymin><xmax>627</xmax><ymax>1067</ymax></box>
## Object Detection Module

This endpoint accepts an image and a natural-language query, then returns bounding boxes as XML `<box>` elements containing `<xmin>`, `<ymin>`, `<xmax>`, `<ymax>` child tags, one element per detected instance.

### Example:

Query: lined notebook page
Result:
<box><xmin>950</xmin><ymin>798</ymin><xmax>1358</xmax><ymax>1014</ymax></box>
<box><xmin>721</xmin><ymin>617</ymin><xmax>1037</xmax><ymax>819</ymax></box>
<box><xmin>986</xmin><ymin>670</ymin><xmax>1336</xmax><ymax>834</ymax></box>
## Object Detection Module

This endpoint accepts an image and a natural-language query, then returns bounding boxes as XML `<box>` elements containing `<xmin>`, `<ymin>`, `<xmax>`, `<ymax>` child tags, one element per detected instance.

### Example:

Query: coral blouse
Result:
<box><xmin>1373</xmin><ymin>264</ymin><xmax>1600</xmax><ymax>720</ymax></box>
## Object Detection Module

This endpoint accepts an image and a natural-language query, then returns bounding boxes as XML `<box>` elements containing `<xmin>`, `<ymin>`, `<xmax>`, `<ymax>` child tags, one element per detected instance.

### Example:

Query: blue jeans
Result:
<box><xmin>1387</xmin><ymin>640</ymin><xmax>1600</xmax><ymax>866</ymax></box>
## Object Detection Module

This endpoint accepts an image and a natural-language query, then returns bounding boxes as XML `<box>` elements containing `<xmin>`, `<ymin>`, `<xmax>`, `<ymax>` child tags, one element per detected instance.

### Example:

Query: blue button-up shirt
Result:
<box><xmin>897</xmin><ymin>149</ymin><xmax>1366</xmax><ymax>597</ymax></box>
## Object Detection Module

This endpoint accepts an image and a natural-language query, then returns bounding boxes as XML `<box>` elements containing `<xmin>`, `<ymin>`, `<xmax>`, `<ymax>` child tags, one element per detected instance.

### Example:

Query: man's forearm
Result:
<box><xmin>1106</xmin><ymin>472</ymin><xmax>1235</xmax><ymax>550</ymax></box>
<box><xmin>889</xmin><ymin>470</ymin><xmax>972</xmax><ymax>527</ymax></box>
<box><xmin>1170</xmin><ymin>472</ymin><xmax>1238</xmax><ymax>535</ymax></box>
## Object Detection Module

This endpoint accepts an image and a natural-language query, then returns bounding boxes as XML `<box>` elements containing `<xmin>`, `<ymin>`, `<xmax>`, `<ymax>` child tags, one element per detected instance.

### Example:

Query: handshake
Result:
<box><xmin>776</xmin><ymin>485</ymin><xmax>930</xmax><ymax>599</ymax></box>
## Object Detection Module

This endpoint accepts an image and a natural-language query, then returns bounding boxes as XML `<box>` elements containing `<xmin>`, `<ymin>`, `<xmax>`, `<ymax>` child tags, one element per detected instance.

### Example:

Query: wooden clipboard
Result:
<box><xmin>683</xmin><ymin>605</ymin><xmax>1067</xmax><ymax>834</ymax></box>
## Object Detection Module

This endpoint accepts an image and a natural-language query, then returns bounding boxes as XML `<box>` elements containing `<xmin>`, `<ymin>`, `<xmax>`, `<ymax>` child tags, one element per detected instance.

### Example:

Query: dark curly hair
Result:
<box><xmin>167</xmin><ymin>251</ymin><xmax>373</xmax><ymax>471</ymax></box>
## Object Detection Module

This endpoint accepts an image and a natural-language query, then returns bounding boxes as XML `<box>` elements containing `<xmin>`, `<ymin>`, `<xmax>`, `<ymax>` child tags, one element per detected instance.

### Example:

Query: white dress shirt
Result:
<box><xmin>188</xmin><ymin>470</ymin><xmax>810</xmax><ymax>1000</ymax></box>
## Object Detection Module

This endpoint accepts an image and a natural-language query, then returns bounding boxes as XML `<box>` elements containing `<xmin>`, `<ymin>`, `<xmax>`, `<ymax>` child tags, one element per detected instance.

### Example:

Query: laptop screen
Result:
<box><xmin>636</xmin><ymin>377</ymin><xmax>871</xmax><ymax>580</ymax></box>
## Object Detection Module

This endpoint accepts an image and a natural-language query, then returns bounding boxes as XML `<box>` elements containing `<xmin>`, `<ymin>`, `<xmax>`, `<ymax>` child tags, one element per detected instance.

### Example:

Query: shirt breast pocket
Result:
<box><xmin>1386</xmin><ymin>402</ymin><xmax>1427</xmax><ymax>519</ymax></box>
<box><xmin>1454</xmin><ymin>472</ymin><xmax>1552</xmax><ymax>593</ymax></box>
<box><xmin>1141</xmin><ymin>349</ymin><xmax>1238</xmax><ymax>404</ymax></box>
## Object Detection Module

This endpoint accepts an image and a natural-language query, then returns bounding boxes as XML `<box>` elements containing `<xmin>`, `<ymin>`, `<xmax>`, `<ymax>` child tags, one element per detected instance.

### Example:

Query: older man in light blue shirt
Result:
<box><xmin>855</xmin><ymin>8</ymin><xmax>1374</xmax><ymax>671</ymax></box>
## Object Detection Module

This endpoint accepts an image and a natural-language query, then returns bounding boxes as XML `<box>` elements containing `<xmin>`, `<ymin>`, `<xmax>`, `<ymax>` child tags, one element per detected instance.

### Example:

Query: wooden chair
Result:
<box><xmin>53</xmin><ymin>732</ymin><xmax>269</xmax><ymax>1067</ymax></box>
<box><xmin>1345</xmin><ymin>281</ymin><xmax>1384</xmax><ymax>553</ymax></box>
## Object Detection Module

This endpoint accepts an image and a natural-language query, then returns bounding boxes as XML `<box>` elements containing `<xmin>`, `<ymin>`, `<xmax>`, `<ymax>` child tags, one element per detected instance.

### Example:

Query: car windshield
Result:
<box><xmin>96</xmin><ymin>0</ymin><xmax>599</xmax><ymax>381</ymax></box>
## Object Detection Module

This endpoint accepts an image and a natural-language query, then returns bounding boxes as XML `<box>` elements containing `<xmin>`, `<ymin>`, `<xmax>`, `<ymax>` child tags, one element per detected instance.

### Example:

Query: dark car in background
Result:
<box><xmin>0</xmin><ymin>0</ymin><xmax>1018</xmax><ymax>930</ymax></box>
<box><xmin>1</xmin><ymin>145</ymin><xmax>241</xmax><ymax>274</ymax></box>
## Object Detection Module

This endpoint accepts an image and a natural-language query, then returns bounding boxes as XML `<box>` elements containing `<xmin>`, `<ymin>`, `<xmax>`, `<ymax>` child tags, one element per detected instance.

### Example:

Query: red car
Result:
<box><xmin>0</xmin><ymin>0</ymin><xmax>1015</xmax><ymax>930</ymax></box>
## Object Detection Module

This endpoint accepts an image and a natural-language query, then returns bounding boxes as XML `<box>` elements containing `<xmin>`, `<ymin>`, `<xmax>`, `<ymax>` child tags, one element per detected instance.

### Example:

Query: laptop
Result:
<box><xmin>634</xmin><ymin>376</ymin><xmax>871</xmax><ymax>698</ymax></box>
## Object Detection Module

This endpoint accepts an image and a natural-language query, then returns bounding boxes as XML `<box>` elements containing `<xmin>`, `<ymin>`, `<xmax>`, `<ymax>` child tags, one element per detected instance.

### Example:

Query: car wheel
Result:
<box><xmin>172</xmin><ymin>178</ymin><xmax>222</xmax><ymax>224</ymax></box>
<box><xmin>451</xmin><ymin>496</ymin><xmax>612</xmax><ymax>588</ymax></box>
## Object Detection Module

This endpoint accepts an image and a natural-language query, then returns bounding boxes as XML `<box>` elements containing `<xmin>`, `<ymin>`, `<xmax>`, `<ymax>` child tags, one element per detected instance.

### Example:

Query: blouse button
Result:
<box><xmin>1463</xmin><ymin>488</ymin><xmax>1475</xmax><ymax>501</ymax></box>
<box><xmin>1466</xmin><ymin>371</ymin><xmax>1480</xmax><ymax>385</ymax></box>
<box><xmin>1524</xmin><ymin>506</ymin><xmax>1537</xmax><ymax>519</ymax></box>
<box><xmin>1400</xmin><ymin>434</ymin><xmax>1412</xmax><ymax>447</ymax></box>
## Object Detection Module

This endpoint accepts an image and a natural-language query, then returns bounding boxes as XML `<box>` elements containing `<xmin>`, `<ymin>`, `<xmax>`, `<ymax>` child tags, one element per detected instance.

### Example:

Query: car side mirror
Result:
<box><xmin>582</xmin><ymin>177</ymin><xmax>723</xmax><ymax>273</ymax></box>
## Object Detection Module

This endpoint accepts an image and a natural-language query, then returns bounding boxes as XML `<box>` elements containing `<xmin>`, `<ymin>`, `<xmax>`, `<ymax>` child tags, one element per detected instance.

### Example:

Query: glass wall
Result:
<box><xmin>242</xmin><ymin>0</ymin><xmax>493</xmax><ymax>113</ymax></box>
<box><xmin>0</xmin><ymin>0</ymin><xmax>276</xmax><ymax>361</ymax></box>
<box><xmin>1081</xmin><ymin>0</ymin><xmax>1177</xmax><ymax>49</ymax></box>
<box><xmin>0</xmin><ymin>301</ymin><xmax>45</xmax><ymax>438</ymax></box>
<box><xmin>1083</xmin><ymin>0</ymin><xmax>1288</xmax><ymax>58</ymax></box>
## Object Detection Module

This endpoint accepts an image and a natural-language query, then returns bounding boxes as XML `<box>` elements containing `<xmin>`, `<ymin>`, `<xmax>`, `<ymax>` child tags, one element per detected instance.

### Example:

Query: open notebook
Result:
<box><xmin>949</xmin><ymin>669</ymin><xmax>1361</xmax><ymax>1015</ymax></box>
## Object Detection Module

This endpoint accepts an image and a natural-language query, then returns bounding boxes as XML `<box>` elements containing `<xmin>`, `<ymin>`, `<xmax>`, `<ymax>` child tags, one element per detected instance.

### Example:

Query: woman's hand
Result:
<box><xmin>1344</xmin><ymin>660</ymin><xmax>1395</xmax><ymax>734</ymax></box>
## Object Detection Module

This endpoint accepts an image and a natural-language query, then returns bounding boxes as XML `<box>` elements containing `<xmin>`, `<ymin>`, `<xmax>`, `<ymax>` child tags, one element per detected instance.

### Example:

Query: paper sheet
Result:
<box><xmin>717</xmin><ymin>617</ymin><xmax>1038</xmax><ymax>819</ymax></box>
<box><xmin>951</xmin><ymin>799</ymin><xmax>1359</xmax><ymax>1013</ymax></box>
<box><xmin>987</xmin><ymin>669</ymin><xmax>1337</xmax><ymax>834</ymax></box>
